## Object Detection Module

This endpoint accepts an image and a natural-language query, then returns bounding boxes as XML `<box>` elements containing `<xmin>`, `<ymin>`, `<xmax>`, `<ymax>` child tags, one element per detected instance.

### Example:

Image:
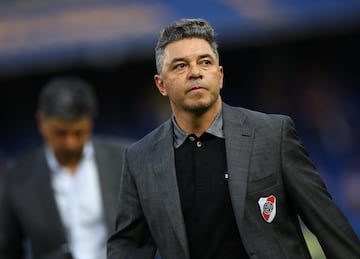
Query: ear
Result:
<box><xmin>219</xmin><ymin>66</ymin><xmax>224</xmax><ymax>89</ymax></box>
<box><xmin>154</xmin><ymin>74</ymin><xmax>168</xmax><ymax>96</ymax></box>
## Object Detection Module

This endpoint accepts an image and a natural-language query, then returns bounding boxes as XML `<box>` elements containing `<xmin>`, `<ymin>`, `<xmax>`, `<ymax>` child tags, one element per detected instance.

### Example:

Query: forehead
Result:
<box><xmin>163</xmin><ymin>38</ymin><xmax>215</xmax><ymax>60</ymax></box>
<box><xmin>43</xmin><ymin>117</ymin><xmax>92</xmax><ymax>130</ymax></box>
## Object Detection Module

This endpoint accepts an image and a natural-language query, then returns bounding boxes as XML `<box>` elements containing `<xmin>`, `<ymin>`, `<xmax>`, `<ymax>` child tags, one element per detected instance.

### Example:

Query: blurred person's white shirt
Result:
<box><xmin>46</xmin><ymin>141</ymin><xmax>107</xmax><ymax>259</ymax></box>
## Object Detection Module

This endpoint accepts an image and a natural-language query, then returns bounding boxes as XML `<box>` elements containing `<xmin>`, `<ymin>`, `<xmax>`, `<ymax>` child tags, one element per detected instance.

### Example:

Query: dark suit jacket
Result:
<box><xmin>0</xmin><ymin>137</ymin><xmax>130</xmax><ymax>259</ymax></box>
<box><xmin>108</xmin><ymin>103</ymin><xmax>360</xmax><ymax>259</ymax></box>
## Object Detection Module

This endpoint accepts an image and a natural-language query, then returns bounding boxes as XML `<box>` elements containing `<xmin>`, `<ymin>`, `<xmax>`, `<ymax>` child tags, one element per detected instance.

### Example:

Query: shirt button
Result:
<box><xmin>196</xmin><ymin>141</ymin><xmax>202</xmax><ymax>148</ymax></box>
<box><xmin>189</xmin><ymin>136</ymin><xmax>195</xmax><ymax>141</ymax></box>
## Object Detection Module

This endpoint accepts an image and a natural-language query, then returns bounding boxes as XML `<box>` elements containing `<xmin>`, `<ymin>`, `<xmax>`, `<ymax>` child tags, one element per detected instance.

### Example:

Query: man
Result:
<box><xmin>107</xmin><ymin>18</ymin><xmax>360</xmax><ymax>258</ymax></box>
<box><xmin>0</xmin><ymin>77</ymin><xmax>131</xmax><ymax>259</ymax></box>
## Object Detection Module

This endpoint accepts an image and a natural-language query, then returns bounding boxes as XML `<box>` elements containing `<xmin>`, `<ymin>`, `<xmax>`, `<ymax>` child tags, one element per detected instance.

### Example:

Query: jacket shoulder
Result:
<box><xmin>4</xmin><ymin>148</ymin><xmax>45</xmax><ymax>184</ymax></box>
<box><xmin>224</xmin><ymin>104</ymin><xmax>292</xmax><ymax>128</ymax></box>
<box><xmin>6</xmin><ymin>148</ymin><xmax>44</xmax><ymax>173</ymax></box>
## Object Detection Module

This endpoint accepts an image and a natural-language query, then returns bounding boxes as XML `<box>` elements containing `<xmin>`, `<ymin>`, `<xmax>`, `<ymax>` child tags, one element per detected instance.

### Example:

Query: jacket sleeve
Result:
<box><xmin>0</xmin><ymin>171</ymin><xmax>25</xmax><ymax>259</ymax></box>
<box><xmin>281</xmin><ymin>116</ymin><xmax>360</xmax><ymax>258</ymax></box>
<box><xmin>107</xmin><ymin>148</ymin><xmax>157</xmax><ymax>259</ymax></box>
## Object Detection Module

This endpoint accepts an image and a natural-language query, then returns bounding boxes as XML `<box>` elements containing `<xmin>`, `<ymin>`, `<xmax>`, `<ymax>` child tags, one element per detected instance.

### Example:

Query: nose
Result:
<box><xmin>64</xmin><ymin>134</ymin><xmax>80</xmax><ymax>150</ymax></box>
<box><xmin>189</xmin><ymin>64</ymin><xmax>202</xmax><ymax>80</ymax></box>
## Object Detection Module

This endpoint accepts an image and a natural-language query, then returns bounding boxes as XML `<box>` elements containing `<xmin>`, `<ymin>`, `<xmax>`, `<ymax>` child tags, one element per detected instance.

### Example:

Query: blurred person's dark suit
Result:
<box><xmin>1</xmin><ymin>139</ymin><xmax>128</xmax><ymax>259</ymax></box>
<box><xmin>0</xmin><ymin>77</ymin><xmax>131</xmax><ymax>259</ymax></box>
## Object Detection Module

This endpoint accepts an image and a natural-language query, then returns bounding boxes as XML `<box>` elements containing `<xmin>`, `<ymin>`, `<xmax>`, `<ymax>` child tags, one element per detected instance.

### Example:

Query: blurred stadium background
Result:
<box><xmin>1</xmin><ymin>1</ymin><xmax>359</xmax><ymax>257</ymax></box>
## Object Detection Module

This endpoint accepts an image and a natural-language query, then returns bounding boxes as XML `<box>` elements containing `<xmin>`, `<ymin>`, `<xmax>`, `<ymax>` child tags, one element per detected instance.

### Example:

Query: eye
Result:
<box><xmin>174</xmin><ymin>63</ymin><xmax>186</xmax><ymax>70</ymax></box>
<box><xmin>201</xmin><ymin>59</ymin><xmax>212</xmax><ymax>65</ymax></box>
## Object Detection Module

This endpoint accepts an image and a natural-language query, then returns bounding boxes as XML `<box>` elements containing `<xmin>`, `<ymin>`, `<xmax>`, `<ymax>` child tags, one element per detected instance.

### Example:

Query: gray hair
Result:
<box><xmin>155</xmin><ymin>18</ymin><xmax>219</xmax><ymax>74</ymax></box>
<box><xmin>38</xmin><ymin>77</ymin><xmax>98</xmax><ymax>121</ymax></box>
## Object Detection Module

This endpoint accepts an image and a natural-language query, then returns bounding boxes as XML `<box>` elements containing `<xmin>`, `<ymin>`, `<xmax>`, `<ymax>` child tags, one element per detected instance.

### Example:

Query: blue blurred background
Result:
<box><xmin>1</xmin><ymin>1</ymin><xmax>359</xmax><ymax>257</ymax></box>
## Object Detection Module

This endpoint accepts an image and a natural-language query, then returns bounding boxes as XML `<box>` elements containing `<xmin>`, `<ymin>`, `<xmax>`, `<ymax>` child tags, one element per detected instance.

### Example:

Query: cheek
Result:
<box><xmin>81</xmin><ymin>133</ymin><xmax>91</xmax><ymax>144</ymax></box>
<box><xmin>214</xmin><ymin>73</ymin><xmax>223</xmax><ymax>88</ymax></box>
<box><xmin>48</xmin><ymin>135</ymin><xmax>63</xmax><ymax>146</ymax></box>
<box><xmin>41</xmin><ymin>130</ymin><xmax>55</xmax><ymax>144</ymax></box>
<box><xmin>162</xmin><ymin>79</ymin><xmax>177</xmax><ymax>93</ymax></box>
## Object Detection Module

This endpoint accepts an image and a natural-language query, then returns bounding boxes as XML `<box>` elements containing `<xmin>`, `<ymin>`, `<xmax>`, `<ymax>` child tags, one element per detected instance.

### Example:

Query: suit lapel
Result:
<box><xmin>223</xmin><ymin>104</ymin><xmax>253</xmax><ymax>231</ymax></box>
<box><xmin>151</xmin><ymin>120</ymin><xmax>190</xmax><ymax>258</ymax></box>
<box><xmin>33</xmin><ymin>150</ymin><xmax>68</xmax><ymax>244</ymax></box>
<box><xmin>94</xmin><ymin>142</ymin><xmax>117</xmax><ymax>232</ymax></box>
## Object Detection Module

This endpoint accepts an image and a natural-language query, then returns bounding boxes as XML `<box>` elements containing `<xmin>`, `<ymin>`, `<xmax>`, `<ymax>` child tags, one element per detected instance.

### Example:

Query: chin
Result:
<box><xmin>186</xmin><ymin>103</ymin><xmax>212</xmax><ymax>116</ymax></box>
<box><xmin>188</xmin><ymin>96</ymin><xmax>219</xmax><ymax>113</ymax></box>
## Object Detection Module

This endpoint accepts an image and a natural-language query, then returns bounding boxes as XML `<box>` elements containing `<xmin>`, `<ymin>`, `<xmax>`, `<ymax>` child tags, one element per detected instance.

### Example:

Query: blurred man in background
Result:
<box><xmin>0</xmin><ymin>77</ymin><xmax>131</xmax><ymax>259</ymax></box>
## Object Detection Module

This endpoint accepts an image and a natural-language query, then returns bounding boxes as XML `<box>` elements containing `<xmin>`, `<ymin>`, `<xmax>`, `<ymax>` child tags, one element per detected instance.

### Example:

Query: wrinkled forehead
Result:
<box><xmin>163</xmin><ymin>38</ymin><xmax>217</xmax><ymax>61</ymax></box>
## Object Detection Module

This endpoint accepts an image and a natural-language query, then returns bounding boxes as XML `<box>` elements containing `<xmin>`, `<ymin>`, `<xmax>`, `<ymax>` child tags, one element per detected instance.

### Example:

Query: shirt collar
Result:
<box><xmin>45</xmin><ymin>140</ymin><xmax>94</xmax><ymax>174</ymax></box>
<box><xmin>172</xmin><ymin>109</ymin><xmax>224</xmax><ymax>149</ymax></box>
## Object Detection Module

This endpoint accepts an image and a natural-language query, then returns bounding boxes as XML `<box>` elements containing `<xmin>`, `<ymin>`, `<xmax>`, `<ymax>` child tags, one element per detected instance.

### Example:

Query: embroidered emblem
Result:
<box><xmin>258</xmin><ymin>195</ymin><xmax>276</xmax><ymax>223</ymax></box>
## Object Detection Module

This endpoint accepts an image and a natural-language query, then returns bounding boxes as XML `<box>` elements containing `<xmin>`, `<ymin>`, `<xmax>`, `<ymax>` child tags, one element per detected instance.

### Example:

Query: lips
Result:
<box><xmin>187</xmin><ymin>85</ymin><xmax>206</xmax><ymax>93</ymax></box>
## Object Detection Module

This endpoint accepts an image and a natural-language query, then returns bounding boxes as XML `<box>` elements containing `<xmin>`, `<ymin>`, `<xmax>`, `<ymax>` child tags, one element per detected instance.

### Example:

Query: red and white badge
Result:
<box><xmin>258</xmin><ymin>195</ymin><xmax>276</xmax><ymax>223</ymax></box>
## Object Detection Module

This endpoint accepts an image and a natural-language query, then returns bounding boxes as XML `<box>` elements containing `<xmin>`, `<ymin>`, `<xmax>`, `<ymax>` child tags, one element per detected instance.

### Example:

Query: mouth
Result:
<box><xmin>188</xmin><ymin>85</ymin><xmax>206</xmax><ymax>93</ymax></box>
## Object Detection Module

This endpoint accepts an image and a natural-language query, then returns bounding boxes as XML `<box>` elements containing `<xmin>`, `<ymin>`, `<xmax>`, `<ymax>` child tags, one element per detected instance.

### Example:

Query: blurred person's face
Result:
<box><xmin>154</xmin><ymin>38</ymin><xmax>223</xmax><ymax>116</ymax></box>
<box><xmin>37</xmin><ymin>114</ymin><xmax>92</xmax><ymax>168</ymax></box>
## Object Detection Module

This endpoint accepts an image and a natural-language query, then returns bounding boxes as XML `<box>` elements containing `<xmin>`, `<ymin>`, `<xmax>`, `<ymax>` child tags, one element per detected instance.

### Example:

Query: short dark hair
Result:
<box><xmin>155</xmin><ymin>18</ymin><xmax>219</xmax><ymax>74</ymax></box>
<box><xmin>38</xmin><ymin>77</ymin><xmax>98</xmax><ymax>121</ymax></box>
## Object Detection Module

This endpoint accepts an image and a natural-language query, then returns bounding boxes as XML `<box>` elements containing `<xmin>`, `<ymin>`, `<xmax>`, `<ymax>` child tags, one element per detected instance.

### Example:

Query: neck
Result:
<box><xmin>174</xmin><ymin>99</ymin><xmax>222</xmax><ymax>137</ymax></box>
<box><xmin>60</xmin><ymin>162</ymin><xmax>79</xmax><ymax>176</ymax></box>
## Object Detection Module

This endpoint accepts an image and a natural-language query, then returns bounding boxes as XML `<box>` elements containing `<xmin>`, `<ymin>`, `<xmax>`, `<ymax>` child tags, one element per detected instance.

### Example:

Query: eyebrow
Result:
<box><xmin>199</xmin><ymin>54</ymin><xmax>213</xmax><ymax>60</ymax></box>
<box><xmin>170</xmin><ymin>53</ymin><xmax>214</xmax><ymax>65</ymax></box>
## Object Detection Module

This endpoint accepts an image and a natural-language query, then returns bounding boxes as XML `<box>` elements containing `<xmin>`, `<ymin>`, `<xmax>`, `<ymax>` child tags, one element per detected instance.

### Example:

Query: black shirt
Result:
<box><xmin>173</xmin><ymin>112</ymin><xmax>249</xmax><ymax>259</ymax></box>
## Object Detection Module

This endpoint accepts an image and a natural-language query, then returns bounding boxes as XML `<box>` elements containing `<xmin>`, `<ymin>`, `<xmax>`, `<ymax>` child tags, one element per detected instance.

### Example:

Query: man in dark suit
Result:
<box><xmin>0</xmin><ymin>77</ymin><xmax>131</xmax><ymax>259</ymax></box>
<box><xmin>107</xmin><ymin>18</ymin><xmax>360</xmax><ymax>258</ymax></box>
